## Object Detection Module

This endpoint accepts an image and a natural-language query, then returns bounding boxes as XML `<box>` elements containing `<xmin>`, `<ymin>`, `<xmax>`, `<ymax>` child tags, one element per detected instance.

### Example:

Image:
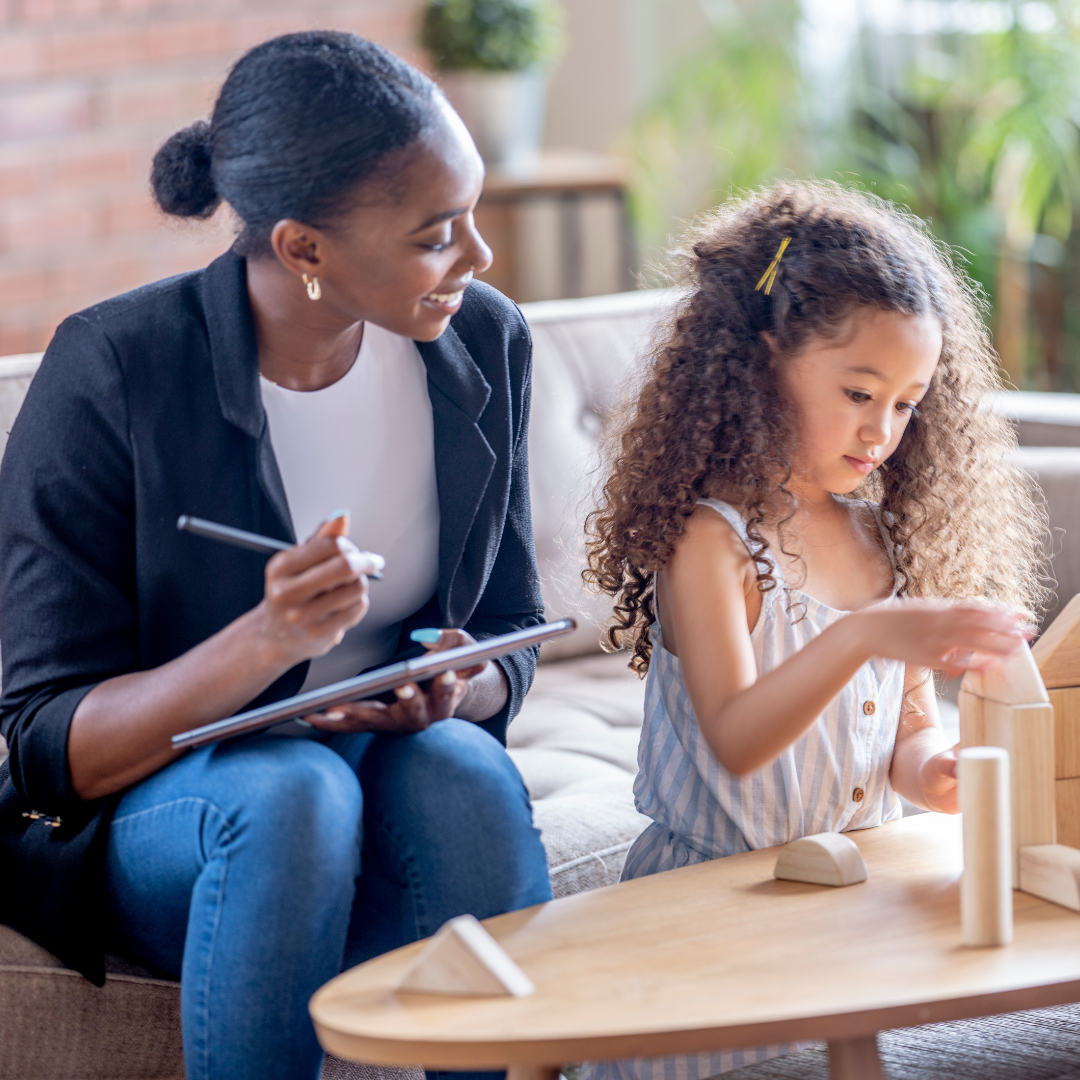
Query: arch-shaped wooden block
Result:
<box><xmin>774</xmin><ymin>832</ymin><xmax>868</xmax><ymax>887</ymax></box>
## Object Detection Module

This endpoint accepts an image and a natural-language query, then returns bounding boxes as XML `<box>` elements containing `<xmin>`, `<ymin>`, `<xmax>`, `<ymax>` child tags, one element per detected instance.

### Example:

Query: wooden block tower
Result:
<box><xmin>1032</xmin><ymin>594</ymin><xmax>1080</xmax><ymax>850</ymax></box>
<box><xmin>956</xmin><ymin>595</ymin><xmax>1080</xmax><ymax>914</ymax></box>
<box><xmin>958</xmin><ymin>645</ymin><xmax>1056</xmax><ymax>883</ymax></box>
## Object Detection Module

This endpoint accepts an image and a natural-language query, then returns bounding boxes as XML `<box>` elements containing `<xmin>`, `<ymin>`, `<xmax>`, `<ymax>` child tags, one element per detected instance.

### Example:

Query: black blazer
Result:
<box><xmin>0</xmin><ymin>250</ymin><xmax>544</xmax><ymax>984</ymax></box>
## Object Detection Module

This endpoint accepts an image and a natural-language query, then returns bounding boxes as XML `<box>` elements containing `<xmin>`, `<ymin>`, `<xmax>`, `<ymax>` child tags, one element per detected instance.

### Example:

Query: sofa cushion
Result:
<box><xmin>992</xmin><ymin>389</ymin><xmax>1080</xmax><ymax>448</ymax></box>
<box><xmin>0</xmin><ymin>926</ymin><xmax>182</xmax><ymax>1080</ymax></box>
<box><xmin>523</xmin><ymin>290</ymin><xmax>680</xmax><ymax>661</ymax></box>
<box><xmin>1014</xmin><ymin>446</ymin><xmax>1080</xmax><ymax>624</ymax></box>
<box><xmin>509</xmin><ymin>650</ymin><xmax>649</xmax><ymax>896</ymax></box>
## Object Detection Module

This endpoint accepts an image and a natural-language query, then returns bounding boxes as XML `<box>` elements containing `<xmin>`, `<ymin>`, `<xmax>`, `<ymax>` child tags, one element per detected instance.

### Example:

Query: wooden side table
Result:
<box><xmin>474</xmin><ymin>150</ymin><xmax>635</xmax><ymax>302</ymax></box>
<box><xmin>310</xmin><ymin>813</ymin><xmax>1080</xmax><ymax>1080</ymax></box>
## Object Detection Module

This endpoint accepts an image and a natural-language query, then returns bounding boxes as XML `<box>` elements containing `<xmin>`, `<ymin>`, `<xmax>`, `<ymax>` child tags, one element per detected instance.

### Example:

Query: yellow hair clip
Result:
<box><xmin>755</xmin><ymin>237</ymin><xmax>791</xmax><ymax>296</ymax></box>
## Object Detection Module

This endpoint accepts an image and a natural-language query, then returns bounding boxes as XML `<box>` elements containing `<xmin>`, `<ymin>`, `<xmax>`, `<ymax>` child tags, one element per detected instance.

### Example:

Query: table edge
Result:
<box><xmin>312</xmin><ymin>976</ymin><xmax>1080</xmax><ymax>1068</ymax></box>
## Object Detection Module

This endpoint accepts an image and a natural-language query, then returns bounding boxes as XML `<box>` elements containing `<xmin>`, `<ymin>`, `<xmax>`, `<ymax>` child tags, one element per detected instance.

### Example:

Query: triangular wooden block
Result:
<box><xmin>962</xmin><ymin>643</ymin><xmax>1048</xmax><ymax>706</ymax></box>
<box><xmin>774</xmin><ymin>832</ymin><xmax>868</xmax><ymax>887</ymax></box>
<box><xmin>396</xmin><ymin>914</ymin><xmax>535</xmax><ymax>998</ymax></box>
<box><xmin>1033</xmin><ymin>594</ymin><xmax>1080</xmax><ymax>689</ymax></box>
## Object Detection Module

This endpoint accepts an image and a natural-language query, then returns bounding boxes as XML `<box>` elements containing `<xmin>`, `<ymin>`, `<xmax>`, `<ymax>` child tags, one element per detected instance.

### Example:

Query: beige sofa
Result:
<box><xmin>3</xmin><ymin>287</ymin><xmax>1080</xmax><ymax>1079</ymax></box>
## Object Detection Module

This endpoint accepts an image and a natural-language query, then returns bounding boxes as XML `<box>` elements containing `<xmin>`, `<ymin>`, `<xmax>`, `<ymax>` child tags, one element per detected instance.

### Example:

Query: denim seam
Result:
<box><xmin>364</xmin><ymin>808</ymin><xmax>430</xmax><ymax>941</ymax></box>
<box><xmin>194</xmin><ymin>805</ymin><xmax>233</xmax><ymax>1080</ymax></box>
<box><xmin>117</xmin><ymin>796</ymin><xmax>237</xmax><ymax>1080</ymax></box>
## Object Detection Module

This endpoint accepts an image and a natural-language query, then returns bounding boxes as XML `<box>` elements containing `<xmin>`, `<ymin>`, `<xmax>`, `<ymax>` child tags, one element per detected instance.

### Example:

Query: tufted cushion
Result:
<box><xmin>510</xmin><ymin>650</ymin><xmax>649</xmax><ymax>896</ymax></box>
<box><xmin>523</xmin><ymin>290</ymin><xmax>680</xmax><ymax>661</ymax></box>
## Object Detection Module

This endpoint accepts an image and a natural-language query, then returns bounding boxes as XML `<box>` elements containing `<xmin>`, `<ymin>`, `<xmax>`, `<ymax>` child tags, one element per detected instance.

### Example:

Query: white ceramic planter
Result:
<box><xmin>438</xmin><ymin>69</ymin><xmax>547</xmax><ymax>174</ymax></box>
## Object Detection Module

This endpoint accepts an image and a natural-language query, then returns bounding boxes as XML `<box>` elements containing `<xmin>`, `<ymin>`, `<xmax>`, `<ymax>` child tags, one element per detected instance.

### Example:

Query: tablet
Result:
<box><xmin>172</xmin><ymin>618</ymin><xmax>577</xmax><ymax>749</ymax></box>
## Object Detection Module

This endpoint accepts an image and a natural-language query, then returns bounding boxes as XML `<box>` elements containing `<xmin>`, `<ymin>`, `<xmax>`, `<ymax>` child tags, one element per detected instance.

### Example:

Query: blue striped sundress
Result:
<box><xmin>582</xmin><ymin>498</ymin><xmax>904</xmax><ymax>1080</ymax></box>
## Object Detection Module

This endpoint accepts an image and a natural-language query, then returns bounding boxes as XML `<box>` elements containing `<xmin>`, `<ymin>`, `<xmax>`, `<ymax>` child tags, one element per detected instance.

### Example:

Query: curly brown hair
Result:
<box><xmin>584</xmin><ymin>180</ymin><xmax>1050</xmax><ymax>675</ymax></box>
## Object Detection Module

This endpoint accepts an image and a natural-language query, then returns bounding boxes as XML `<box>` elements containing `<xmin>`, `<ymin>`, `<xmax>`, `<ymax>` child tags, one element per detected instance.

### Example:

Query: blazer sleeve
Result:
<box><xmin>463</xmin><ymin>300</ymin><xmax>545</xmax><ymax>745</ymax></box>
<box><xmin>0</xmin><ymin>315</ymin><xmax>137</xmax><ymax>815</ymax></box>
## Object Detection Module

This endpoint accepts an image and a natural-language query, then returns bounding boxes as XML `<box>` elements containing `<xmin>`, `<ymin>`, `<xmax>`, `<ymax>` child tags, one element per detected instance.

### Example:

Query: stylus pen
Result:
<box><xmin>176</xmin><ymin>515</ymin><xmax>384</xmax><ymax>579</ymax></box>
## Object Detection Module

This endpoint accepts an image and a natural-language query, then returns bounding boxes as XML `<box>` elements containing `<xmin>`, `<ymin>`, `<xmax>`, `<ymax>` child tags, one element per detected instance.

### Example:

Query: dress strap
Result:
<box><xmin>696</xmin><ymin>498</ymin><xmax>752</xmax><ymax>547</ymax></box>
<box><xmin>691</xmin><ymin>496</ymin><xmax>751</xmax><ymax>540</ymax></box>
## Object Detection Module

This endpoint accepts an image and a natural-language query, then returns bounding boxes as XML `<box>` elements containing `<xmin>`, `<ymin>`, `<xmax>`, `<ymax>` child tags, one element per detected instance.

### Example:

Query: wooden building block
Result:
<box><xmin>1019</xmin><ymin>844</ymin><xmax>1080</xmax><ymax>912</ymax></box>
<box><xmin>959</xmin><ymin>747</ymin><xmax>1013</xmax><ymax>947</ymax></box>
<box><xmin>961</xmin><ymin>644</ymin><xmax>1049</xmax><ymax>706</ymax></box>
<box><xmin>1048</xmin><ymin>687</ymin><xmax>1080</xmax><ymax>779</ymax></box>
<box><xmin>1033</xmin><ymin>593</ymin><xmax>1080</xmax><ymax>689</ymax></box>
<box><xmin>774</xmin><ymin>833</ymin><xmax>868</xmax><ymax>887</ymax></box>
<box><xmin>960</xmin><ymin>646</ymin><xmax>1056</xmax><ymax>884</ymax></box>
<box><xmin>396</xmin><ymin>915</ymin><xmax>535</xmax><ymax>998</ymax></box>
<box><xmin>959</xmin><ymin>690</ymin><xmax>985</xmax><ymax>749</ymax></box>
<box><xmin>960</xmin><ymin>695</ymin><xmax>1057</xmax><ymax>882</ymax></box>
<box><xmin>1057</xmin><ymin>778</ymin><xmax>1080</xmax><ymax>849</ymax></box>
<box><xmin>984</xmin><ymin>700</ymin><xmax>1057</xmax><ymax>882</ymax></box>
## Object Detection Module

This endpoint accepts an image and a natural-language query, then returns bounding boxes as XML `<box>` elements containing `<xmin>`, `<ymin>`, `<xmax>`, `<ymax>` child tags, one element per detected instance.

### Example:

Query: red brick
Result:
<box><xmin>55</xmin><ymin>250</ymin><xmax>145</xmax><ymax>301</ymax></box>
<box><xmin>14</xmin><ymin>0</ymin><xmax>58</xmax><ymax>20</ymax></box>
<box><xmin>51</xmin><ymin>146</ymin><xmax>135</xmax><ymax>188</ymax></box>
<box><xmin>113</xmin><ymin>0</ymin><xmax>166</xmax><ymax>13</ymax></box>
<box><xmin>0</xmin><ymin>197</ymin><xmax>104</xmax><ymax>253</ymax></box>
<box><xmin>103</xmin><ymin>73</ymin><xmax>219</xmax><ymax>127</ymax></box>
<box><xmin>0</xmin><ymin>326</ymin><xmax>36</xmax><ymax>356</ymax></box>
<box><xmin>0</xmin><ymin>266</ymin><xmax>54</xmax><ymax>308</ymax></box>
<box><xmin>101</xmin><ymin>193</ymin><xmax>163</xmax><ymax>238</ymax></box>
<box><xmin>45</xmin><ymin>26</ymin><xmax>138</xmax><ymax>75</ymax></box>
<box><xmin>0</xmin><ymin>83</ymin><xmax>93</xmax><ymax>140</ymax></box>
<box><xmin>19</xmin><ymin>0</ymin><xmax>110</xmax><ymax>20</ymax></box>
<box><xmin>0</xmin><ymin>161</ymin><xmax>38</xmax><ymax>199</ymax></box>
<box><xmin>0</xmin><ymin>33</ymin><xmax>44</xmax><ymax>82</ymax></box>
<box><xmin>233</xmin><ymin>11</ymin><xmax>313</xmax><ymax>53</ymax></box>
<box><xmin>141</xmin><ymin>18</ymin><xmax>234</xmax><ymax>64</ymax></box>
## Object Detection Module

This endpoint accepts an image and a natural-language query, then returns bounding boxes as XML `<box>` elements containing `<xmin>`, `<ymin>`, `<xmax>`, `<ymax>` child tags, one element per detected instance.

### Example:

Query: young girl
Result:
<box><xmin>582</xmin><ymin>181</ymin><xmax>1047</xmax><ymax>1079</ymax></box>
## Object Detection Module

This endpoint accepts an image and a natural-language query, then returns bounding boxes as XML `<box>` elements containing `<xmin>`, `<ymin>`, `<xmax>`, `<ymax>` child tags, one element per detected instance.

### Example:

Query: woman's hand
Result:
<box><xmin>252</xmin><ymin>512</ymin><xmax>382</xmax><ymax>668</ymax></box>
<box><xmin>304</xmin><ymin>629</ymin><xmax>490</xmax><ymax>735</ymax></box>
<box><xmin>848</xmin><ymin>599</ymin><xmax>1033</xmax><ymax>676</ymax></box>
<box><xmin>67</xmin><ymin>511</ymin><xmax>382</xmax><ymax>800</ymax></box>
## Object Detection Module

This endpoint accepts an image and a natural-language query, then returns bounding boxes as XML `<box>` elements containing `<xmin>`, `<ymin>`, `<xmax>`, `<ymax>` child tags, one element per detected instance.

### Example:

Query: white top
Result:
<box><xmin>260</xmin><ymin>321</ymin><xmax>440</xmax><ymax>691</ymax></box>
<box><xmin>583</xmin><ymin>497</ymin><xmax>905</xmax><ymax>1080</ymax></box>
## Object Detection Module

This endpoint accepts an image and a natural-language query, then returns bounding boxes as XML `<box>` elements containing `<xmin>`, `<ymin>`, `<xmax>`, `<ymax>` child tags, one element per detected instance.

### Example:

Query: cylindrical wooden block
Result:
<box><xmin>960</xmin><ymin>747</ymin><xmax>1013</xmax><ymax>947</ymax></box>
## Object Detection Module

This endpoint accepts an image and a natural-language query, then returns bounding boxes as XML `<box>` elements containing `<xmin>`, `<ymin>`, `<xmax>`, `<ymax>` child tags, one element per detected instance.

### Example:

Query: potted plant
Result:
<box><xmin>421</xmin><ymin>0</ymin><xmax>564</xmax><ymax>173</ymax></box>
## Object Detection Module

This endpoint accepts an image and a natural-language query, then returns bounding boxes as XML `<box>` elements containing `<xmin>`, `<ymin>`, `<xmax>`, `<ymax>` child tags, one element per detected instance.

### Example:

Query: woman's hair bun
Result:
<box><xmin>151</xmin><ymin>120</ymin><xmax>220</xmax><ymax>219</ymax></box>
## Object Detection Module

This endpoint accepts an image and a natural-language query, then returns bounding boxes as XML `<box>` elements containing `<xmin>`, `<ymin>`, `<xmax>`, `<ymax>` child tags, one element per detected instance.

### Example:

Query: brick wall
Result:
<box><xmin>0</xmin><ymin>0</ymin><xmax>426</xmax><ymax>355</ymax></box>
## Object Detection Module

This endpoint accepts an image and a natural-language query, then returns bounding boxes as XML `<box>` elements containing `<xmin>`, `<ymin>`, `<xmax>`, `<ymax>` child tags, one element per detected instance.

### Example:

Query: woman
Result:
<box><xmin>0</xmin><ymin>31</ymin><xmax>552</xmax><ymax>1080</ymax></box>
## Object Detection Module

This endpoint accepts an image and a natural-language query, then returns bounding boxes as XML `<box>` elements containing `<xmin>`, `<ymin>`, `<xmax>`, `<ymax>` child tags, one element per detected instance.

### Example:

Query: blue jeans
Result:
<box><xmin>102</xmin><ymin>720</ymin><xmax>552</xmax><ymax>1080</ymax></box>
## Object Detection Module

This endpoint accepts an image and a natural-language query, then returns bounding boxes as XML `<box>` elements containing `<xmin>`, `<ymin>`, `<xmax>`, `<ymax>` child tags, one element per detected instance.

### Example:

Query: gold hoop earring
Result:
<box><xmin>302</xmin><ymin>273</ymin><xmax>321</xmax><ymax>301</ymax></box>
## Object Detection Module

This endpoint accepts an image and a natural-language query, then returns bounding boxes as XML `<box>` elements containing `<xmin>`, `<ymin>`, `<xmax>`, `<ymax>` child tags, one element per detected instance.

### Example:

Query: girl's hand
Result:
<box><xmin>917</xmin><ymin>742</ymin><xmax>960</xmax><ymax>814</ymax></box>
<box><xmin>253</xmin><ymin>513</ymin><xmax>381</xmax><ymax>668</ymax></box>
<box><xmin>850</xmin><ymin>600</ymin><xmax>1032</xmax><ymax>675</ymax></box>
<box><xmin>304</xmin><ymin>629</ymin><xmax>489</xmax><ymax>735</ymax></box>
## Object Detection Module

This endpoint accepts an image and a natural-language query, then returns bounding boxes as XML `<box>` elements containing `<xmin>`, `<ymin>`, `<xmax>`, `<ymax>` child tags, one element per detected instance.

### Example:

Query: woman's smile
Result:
<box><xmin>421</xmin><ymin>271</ymin><xmax>473</xmax><ymax>315</ymax></box>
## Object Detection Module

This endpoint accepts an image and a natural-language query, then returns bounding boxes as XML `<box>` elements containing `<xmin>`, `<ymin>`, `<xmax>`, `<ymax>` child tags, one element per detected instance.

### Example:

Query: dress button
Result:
<box><xmin>863</xmin><ymin>700</ymin><xmax>876</xmax><ymax>715</ymax></box>
<box><xmin>853</xmin><ymin>787</ymin><xmax>865</xmax><ymax>802</ymax></box>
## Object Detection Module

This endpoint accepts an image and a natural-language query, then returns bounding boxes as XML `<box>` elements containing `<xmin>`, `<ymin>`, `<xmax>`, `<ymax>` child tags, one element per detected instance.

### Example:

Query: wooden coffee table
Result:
<box><xmin>310</xmin><ymin>814</ymin><xmax>1080</xmax><ymax>1080</ymax></box>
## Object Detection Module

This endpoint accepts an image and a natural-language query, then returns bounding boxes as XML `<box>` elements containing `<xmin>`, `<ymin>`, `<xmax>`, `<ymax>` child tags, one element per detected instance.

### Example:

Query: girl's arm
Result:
<box><xmin>889</xmin><ymin>669</ymin><xmax>958</xmax><ymax>812</ymax></box>
<box><xmin>662</xmin><ymin>509</ymin><xmax>1026</xmax><ymax>776</ymax></box>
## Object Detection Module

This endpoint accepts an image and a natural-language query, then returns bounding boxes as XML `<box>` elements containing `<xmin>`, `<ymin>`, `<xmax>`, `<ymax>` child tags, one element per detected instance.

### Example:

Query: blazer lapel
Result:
<box><xmin>416</xmin><ymin>323</ymin><xmax>495</xmax><ymax>626</ymax></box>
<box><xmin>201</xmin><ymin>251</ymin><xmax>295</xmax><ymax>542</ymax></box>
